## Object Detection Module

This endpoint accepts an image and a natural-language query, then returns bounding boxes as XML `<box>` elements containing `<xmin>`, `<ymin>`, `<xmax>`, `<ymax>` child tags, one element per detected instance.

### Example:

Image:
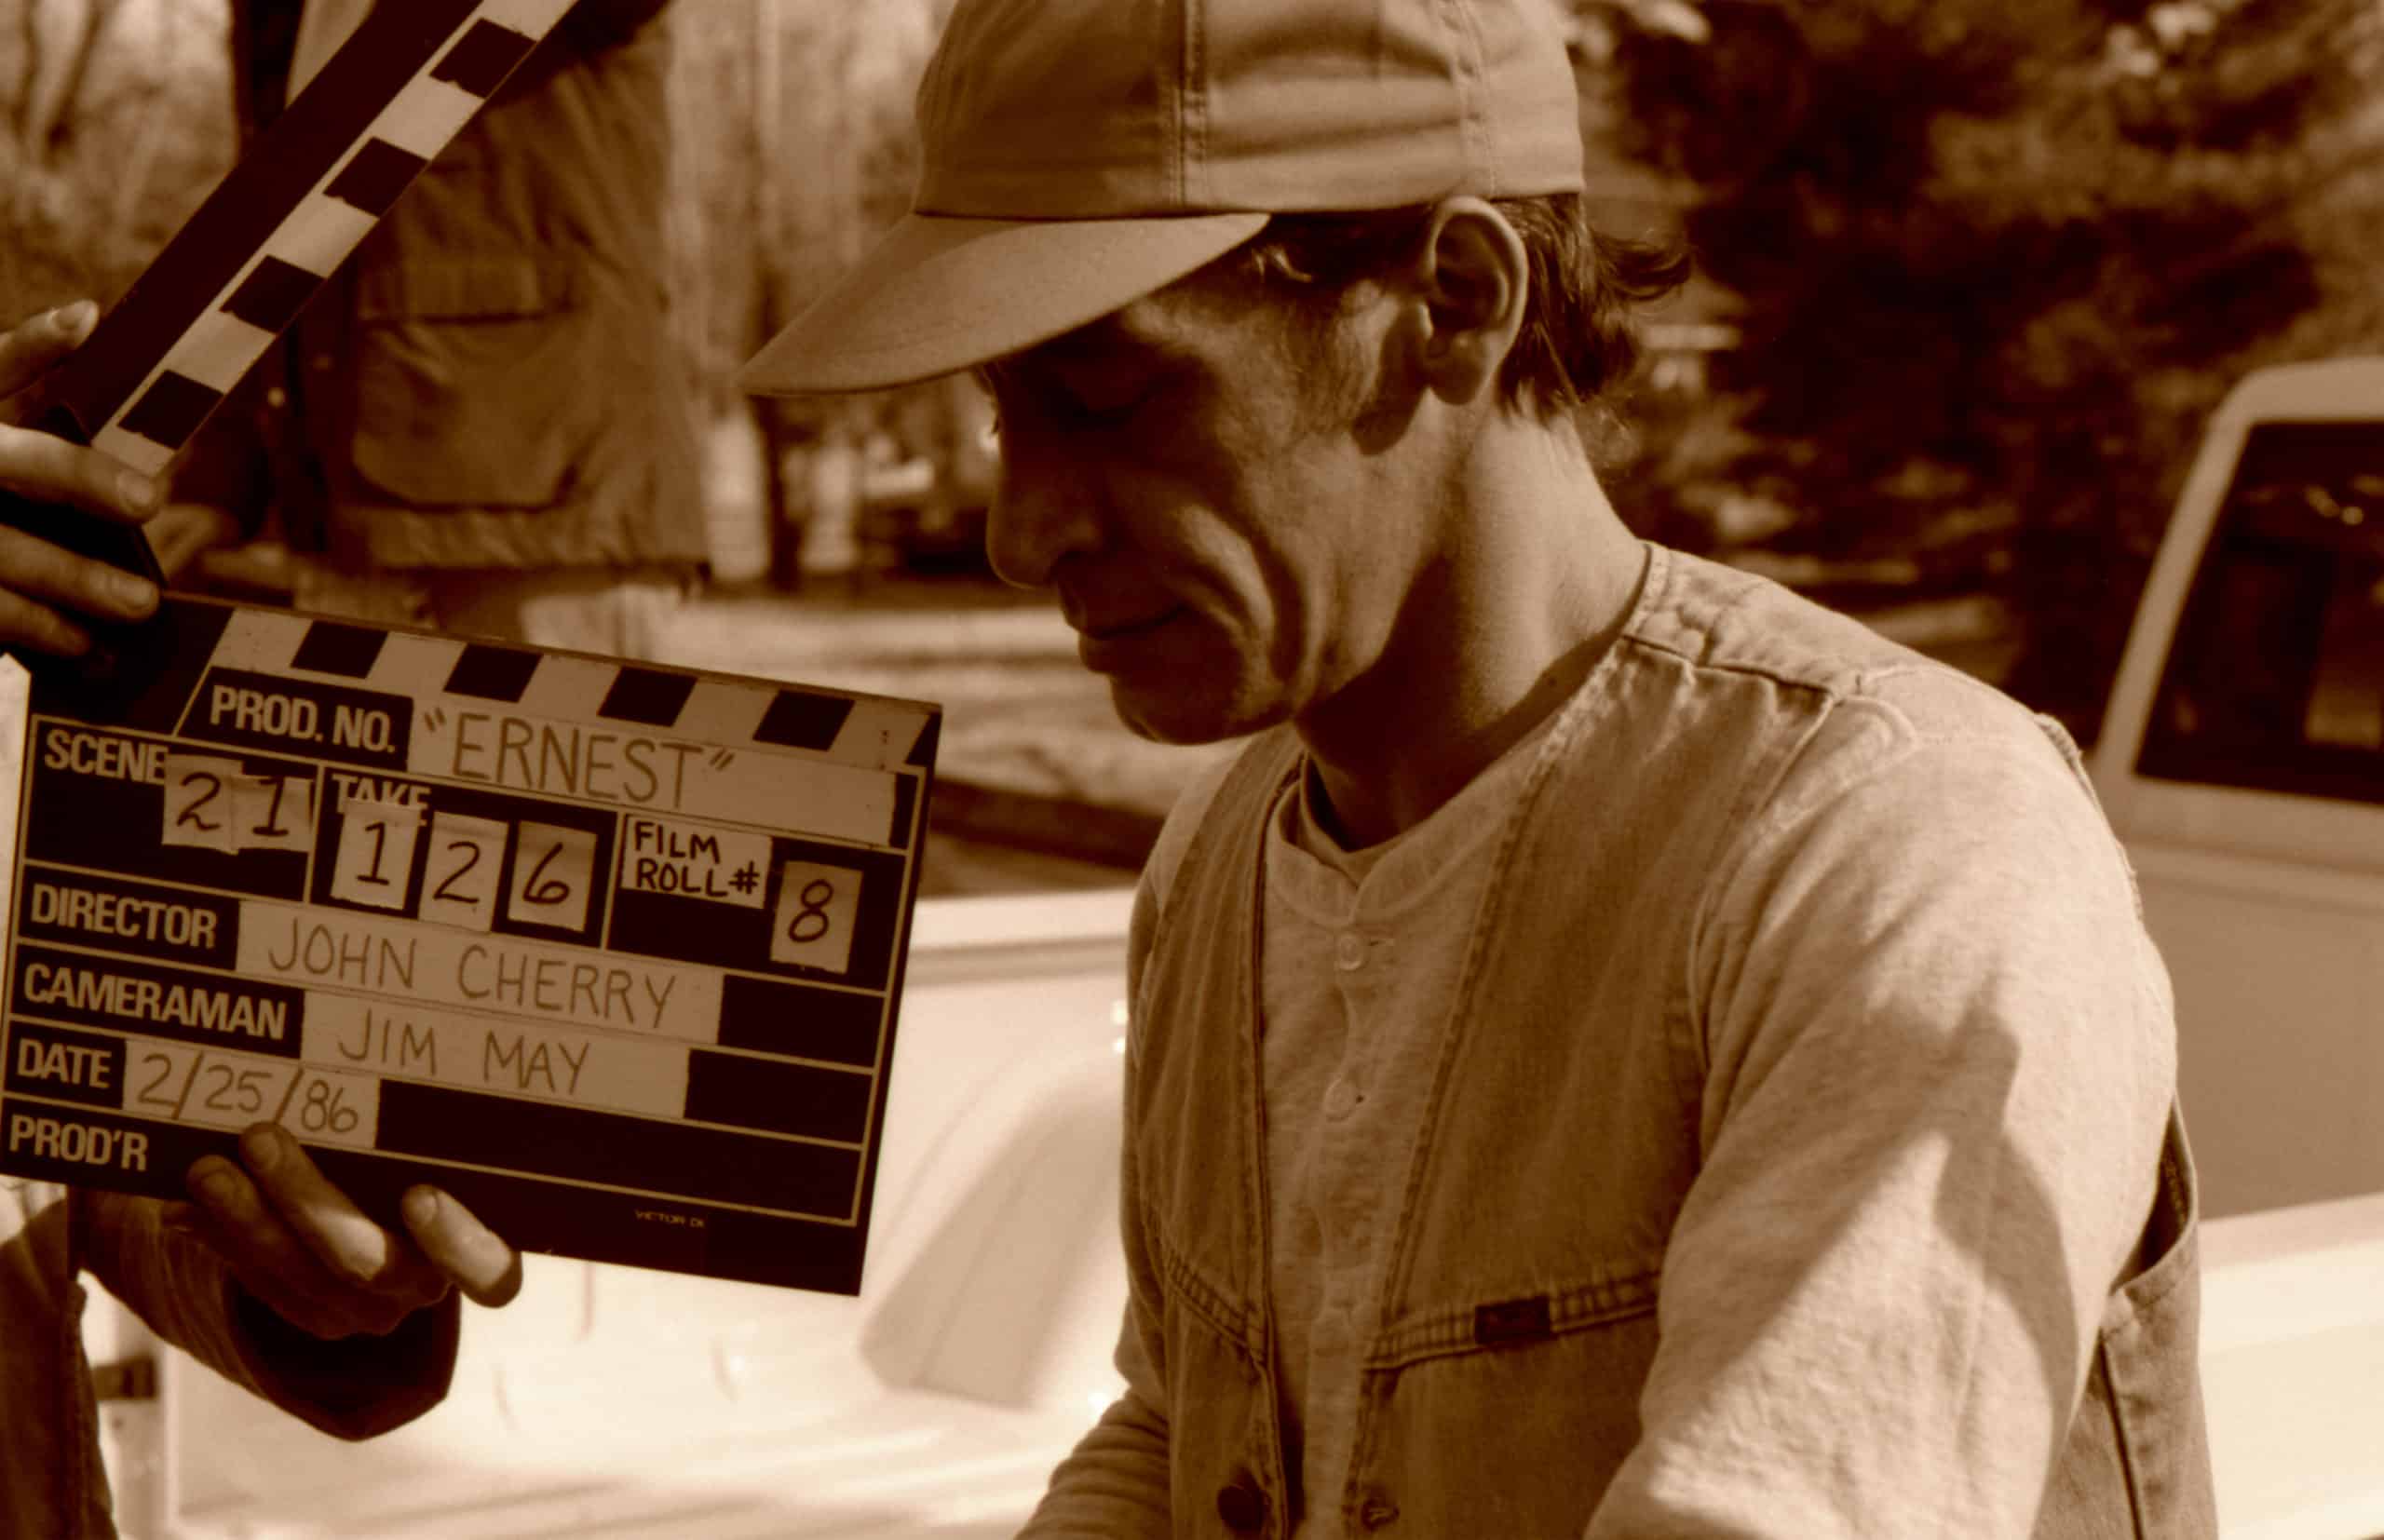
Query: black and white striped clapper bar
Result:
<box><xmin>34</xmin><ymin>0</ymin><xmax>576</xmax><ymax>483</ymax></box>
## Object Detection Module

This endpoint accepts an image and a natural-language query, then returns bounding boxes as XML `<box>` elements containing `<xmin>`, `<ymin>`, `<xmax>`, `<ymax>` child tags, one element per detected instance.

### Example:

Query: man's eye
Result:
<box><xmin>1059</xmin><ymin>371</ymin><xmax>1158</xmax><ymax>427</ymax></box>
<box><xmin>1065</xmin><ymin>396</ymin><xmax>1140</xmax><ymax>428</ymax></box>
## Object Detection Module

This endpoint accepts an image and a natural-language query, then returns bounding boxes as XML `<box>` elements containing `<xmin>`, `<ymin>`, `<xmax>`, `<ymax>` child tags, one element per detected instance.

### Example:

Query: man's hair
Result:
<box><xmin>1220</xmin><ymin>194</ymin><xmax>1692</xmax><ymax>422</ymax></box>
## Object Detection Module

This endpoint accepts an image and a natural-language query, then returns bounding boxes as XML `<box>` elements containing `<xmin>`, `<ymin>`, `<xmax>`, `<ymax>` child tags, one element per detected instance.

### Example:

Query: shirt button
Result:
<box><xmin>1216</xmin><ymin>1477</ymin><xmax>1269</xmax><ymax>1533</ymax></box>
<box><xmin>1322</xmin><ymin>1077</ymin><xmax>1361</xmax><ymax>1119</ymax></box>
<box><xmin>1335</xmin><ymin>932</ymin><xmax>1364</xmax><ymax>971</ymax></box>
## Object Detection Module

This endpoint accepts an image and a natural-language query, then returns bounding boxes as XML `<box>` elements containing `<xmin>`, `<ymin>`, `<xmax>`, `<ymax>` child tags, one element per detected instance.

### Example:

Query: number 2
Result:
<box><xmin>175</xmin><ymin>773</ymin><xmax>223</xmax><ymax>831</ymax></box>
<box><xmin>135</xmin><ymin>1054</ymin><xmax>175</xmax><ymax>1110</ymax></box>
<box><xmin>431</xmin><ymin>840</ymin><xmax>482</xmax><ymax>904</ymax></box>
<box><xmin>420</xmin><ymin>813</ymin><xmax>508</xmax><ymax>931</ymax></box>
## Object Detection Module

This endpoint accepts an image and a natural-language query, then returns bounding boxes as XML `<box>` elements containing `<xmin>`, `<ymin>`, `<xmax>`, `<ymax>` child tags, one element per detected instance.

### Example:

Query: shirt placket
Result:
<box><xmin>1301</xmin><ymin>921</ymin><xmax>1392</xmax><ymax>1525</ymax></box>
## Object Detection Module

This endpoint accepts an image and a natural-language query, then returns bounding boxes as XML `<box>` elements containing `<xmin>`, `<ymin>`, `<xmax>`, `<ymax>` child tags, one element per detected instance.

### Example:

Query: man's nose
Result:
<box><xmin>985</xmin><ymin>450</ymin><xmax>1103</xmax><ymax>589</ymax></box>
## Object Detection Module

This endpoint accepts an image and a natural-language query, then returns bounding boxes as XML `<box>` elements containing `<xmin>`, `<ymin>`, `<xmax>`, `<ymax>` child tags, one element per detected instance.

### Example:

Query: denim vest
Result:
<box><xmin>1118</xmin><ymin>559</ymin><xmax>2216</xmax><ymax>1538</ymax></box>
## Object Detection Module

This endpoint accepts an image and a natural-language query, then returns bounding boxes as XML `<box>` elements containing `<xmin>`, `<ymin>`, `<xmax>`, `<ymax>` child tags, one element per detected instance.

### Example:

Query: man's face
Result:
<box><xmin>978</xmin><ymin>277</ymin><xmax>1429</xmax><ymax>744</ymax></box>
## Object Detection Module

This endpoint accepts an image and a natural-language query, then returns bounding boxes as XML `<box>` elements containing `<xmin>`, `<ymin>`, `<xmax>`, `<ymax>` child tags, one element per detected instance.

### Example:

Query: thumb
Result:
<box><xmin>0</xmin><ymin>301</ymin><xmax>98</xmax><ymax>402</ymax></box>
<box><xmin>400</xmin><ymin>1187</ymin><xmax>523</xmax><ymax>1307</ymax></box>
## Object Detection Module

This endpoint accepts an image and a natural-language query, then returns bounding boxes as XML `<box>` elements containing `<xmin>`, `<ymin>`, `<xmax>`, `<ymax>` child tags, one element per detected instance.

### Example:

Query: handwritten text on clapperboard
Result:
<box><xmin>1</xmin><ymin>602</ymin><xmax>937</xmax><ymax>1292</ymax></box>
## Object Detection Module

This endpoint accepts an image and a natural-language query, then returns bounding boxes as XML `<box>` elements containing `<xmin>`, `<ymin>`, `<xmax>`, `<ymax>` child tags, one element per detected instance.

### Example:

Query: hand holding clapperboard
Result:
<box><xmin>0</xmin><ymin>2</ymin><xmax>942</xmax><ymax>1295</ymax></box>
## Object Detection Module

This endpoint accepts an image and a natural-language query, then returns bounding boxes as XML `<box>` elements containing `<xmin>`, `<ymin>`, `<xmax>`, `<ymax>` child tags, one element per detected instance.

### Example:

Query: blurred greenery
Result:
<box><xmin>1575</xmin><ymin>0</ymin><xmax>2384</xmax><ymax>734</ymax></box>
<box><xmin>0</xmin><ymin>0</ymin><xmax>232</xmax><ymax>323</ymax></box>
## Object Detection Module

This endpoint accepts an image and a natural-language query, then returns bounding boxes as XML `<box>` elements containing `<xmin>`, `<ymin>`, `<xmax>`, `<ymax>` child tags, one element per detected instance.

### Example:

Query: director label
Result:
<box><xmin>27</xmin><ymin>880</ymin><xmax>221</xmax><ymax>951</ymax></box>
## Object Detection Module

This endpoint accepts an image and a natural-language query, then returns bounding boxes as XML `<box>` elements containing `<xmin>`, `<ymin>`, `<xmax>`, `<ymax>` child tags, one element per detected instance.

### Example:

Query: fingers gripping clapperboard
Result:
<box><xmin>0</xmin><ymin>2</ymin><xmax>943</xmax><ymax>1295</ymax></box>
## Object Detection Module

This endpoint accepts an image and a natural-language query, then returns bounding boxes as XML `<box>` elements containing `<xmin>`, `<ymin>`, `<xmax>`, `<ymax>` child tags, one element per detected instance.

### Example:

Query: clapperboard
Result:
<box><xmin>0</xmin><ymin>1</ymin><xmax>947</xmax><ymax>1293</ymax></box>
<box><xmin>0</xmin><ymin>604</ymin><xmax>941</xmax><ymax>1293</ymax></box>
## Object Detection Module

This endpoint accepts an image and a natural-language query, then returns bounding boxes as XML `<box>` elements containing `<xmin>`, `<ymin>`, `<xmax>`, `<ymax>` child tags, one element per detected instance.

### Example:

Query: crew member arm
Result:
<box><xmin>75</xmin><ymin>1186</ymin><xmax>457</xmax><ymax>1439</ymax></box>
<box><xmin>1586</xmin><ymin>711</ymin><xmax>2175</xmax><ymax>1535</ymax></box>
<box><xmin>1</xmin><ymin>1182</ymin><xmax>456</xmax><ymax>1538</ymax></box>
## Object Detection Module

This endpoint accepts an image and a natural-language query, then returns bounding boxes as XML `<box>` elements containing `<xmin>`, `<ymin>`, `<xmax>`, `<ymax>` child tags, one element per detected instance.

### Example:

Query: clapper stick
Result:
<box><xmin>0</xmin><ymin>0</ymin><xmax>577</xmax><ymax>592</ymax></box>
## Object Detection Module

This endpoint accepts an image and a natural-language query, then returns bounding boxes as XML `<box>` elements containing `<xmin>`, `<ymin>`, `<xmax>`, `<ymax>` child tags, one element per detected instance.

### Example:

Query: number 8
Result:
<box><xmin>787</xmin><ymin>878</ymin><xmax>835</xmax><ymax>942</ymax></box>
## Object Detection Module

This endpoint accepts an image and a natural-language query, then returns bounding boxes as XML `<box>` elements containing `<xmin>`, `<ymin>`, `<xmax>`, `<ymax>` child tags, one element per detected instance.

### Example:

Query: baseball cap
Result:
<box><xmin>738</xmin><ymin>0</ymin><xmax>1587</xmax><ymax>397</ymax></box>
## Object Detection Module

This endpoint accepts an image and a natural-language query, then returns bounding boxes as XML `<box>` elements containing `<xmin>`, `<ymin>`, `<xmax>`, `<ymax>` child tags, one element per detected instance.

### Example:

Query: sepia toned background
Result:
<box><xmin>4</xmin><ymin>0</ymin><xmax>2380</xmax><ymax>894</ymax></box>
<box><xmin>8</xmin><ymin>5</ymin><xmax>2384</xmax><ymax>1537</ymax></box>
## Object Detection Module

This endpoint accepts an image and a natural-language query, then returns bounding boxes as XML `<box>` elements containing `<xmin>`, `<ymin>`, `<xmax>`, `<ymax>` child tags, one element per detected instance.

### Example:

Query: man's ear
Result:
<box><xmin>1410</xmin><ymin>196</ymin><xmax>1529</xmax><ymax>405</ymax></box>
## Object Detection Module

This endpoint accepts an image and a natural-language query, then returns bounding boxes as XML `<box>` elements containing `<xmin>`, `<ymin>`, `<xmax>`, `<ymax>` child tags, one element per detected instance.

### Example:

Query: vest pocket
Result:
<box><xmin>1341</xmin><ymin>1268</ymin><xmax>1660</xmax><ymax>1538</ymax></box>
<box><xmin>2035</xmin><ymin>1111</ymin><xmax>2219</xmax><ymax>1539</ymax></box>
<box><xmin>347</xmin><ymin>257</ymin><xmax>594</xmax><ymax>510</ymax></box>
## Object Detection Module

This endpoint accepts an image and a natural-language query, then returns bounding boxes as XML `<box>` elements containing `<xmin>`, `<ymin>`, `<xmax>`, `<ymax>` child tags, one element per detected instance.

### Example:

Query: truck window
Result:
<box><xmin>2137</xmin><ymin>420</ymin><xmax>2384</xmax><ymax>804</ymax></box>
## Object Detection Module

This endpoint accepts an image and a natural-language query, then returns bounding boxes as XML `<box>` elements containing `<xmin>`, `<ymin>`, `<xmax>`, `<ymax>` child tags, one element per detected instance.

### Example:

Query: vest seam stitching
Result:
<box><xmin>2100</xmin><ymin>1338</ymin><xmax>2153</xmax><ymax>1535</ymax></box>
<box><xmin>1363</xmin><ymin>1266</ymin><xmax>1664</xmax><ymax>1370</ymax></box>
<box><xmin>1330</xmin><ymin>690</ymin><xmax>1594</xmax><ymax>1539</ymax></box>
<box><xmin>1153</xmin><ymin>1205</ymin><xmax>1259</xmax><ymax>1352</ymax></box>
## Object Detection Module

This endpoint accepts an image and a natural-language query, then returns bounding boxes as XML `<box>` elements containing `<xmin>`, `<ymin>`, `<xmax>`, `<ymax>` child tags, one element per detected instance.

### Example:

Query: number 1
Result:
<box><xmin>251</xmin><ymin>777</ymin><xmax>290</xmax><ymax>839</ymax></box>
<box><xmin>359</xmin><ymin>820</ymin><xmax>393</xmax><ymax>886</ymax></box>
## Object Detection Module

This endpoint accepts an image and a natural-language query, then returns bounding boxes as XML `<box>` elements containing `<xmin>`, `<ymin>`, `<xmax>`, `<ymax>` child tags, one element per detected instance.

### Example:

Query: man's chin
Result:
<box><xmin>1108</xmin><ymin>682</ymin><xmax>1284</xmax><ymax>747</ymax></box>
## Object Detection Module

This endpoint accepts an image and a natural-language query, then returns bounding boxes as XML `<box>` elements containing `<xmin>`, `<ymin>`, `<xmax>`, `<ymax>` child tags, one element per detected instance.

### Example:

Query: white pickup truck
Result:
<box><xmin>2090</xmin><ymin>357</ymin><xmax>2384</xmax><ymax>1540</ymax></box>
<box><xmin>2091</xmin><ymin>357</ymin><xmax>2384</xmax><ymax>1223</ymax></box>
<box><xmin>95</xmin><ymin>363</ymin><xmax>2384</xmax><ymax>1538</ymax></box>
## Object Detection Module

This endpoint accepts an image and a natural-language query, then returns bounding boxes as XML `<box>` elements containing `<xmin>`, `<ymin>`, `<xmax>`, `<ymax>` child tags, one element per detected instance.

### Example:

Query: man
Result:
<box><xmin>0</xmin><ymin>304</ymin><xmax>519</xmax><ymax>1539</ymax></box>
<box><xmin>172</xmin><ymin>0</ymin><xmax>705</xmax><ymax>657</ymax></box>
<box><xmin>740</xmin><ymin>0</ymin><xmax>2215</xmax><ymax>1533</ymax></box>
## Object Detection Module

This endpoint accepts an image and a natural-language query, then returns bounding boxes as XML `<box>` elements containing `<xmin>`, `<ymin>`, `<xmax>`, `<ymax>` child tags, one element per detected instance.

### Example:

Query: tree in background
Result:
<box><xmin>0</xmin><ymin>0</ymin><xmax>231</xmax><ymax>323</ymax></box>
<box><xmin>667</xmin><ymin>0</ymin><xmax>947</xmax><ymax>417</ymax></box>
<box><xmin>667</xmin><ymin>0</ymin><xmax>953</xmax><ymax>583</ymax></box>
<box><xmin>1579</xmin><ymin>0</ymin><xmax>2384</xmax><ymax>735</ymax></box>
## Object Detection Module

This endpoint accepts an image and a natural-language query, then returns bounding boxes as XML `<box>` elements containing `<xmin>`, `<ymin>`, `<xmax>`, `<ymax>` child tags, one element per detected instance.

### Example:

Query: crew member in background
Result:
<box><xmin>741</xmin><ymin>0</ymin><xmax>2217</xmax><ymax>1532</ymax></box>
<box><xmin>168</xmin><ymin>0</ymin><xmax>705</xmax><ymax>659</ymax></box>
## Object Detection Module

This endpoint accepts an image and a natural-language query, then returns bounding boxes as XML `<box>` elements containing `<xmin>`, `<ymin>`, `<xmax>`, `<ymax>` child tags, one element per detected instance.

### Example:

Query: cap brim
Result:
<box><xmin>738</xmin><ymin>210</ymin><xmax>1270</xmax><ymax>396</ymax></box>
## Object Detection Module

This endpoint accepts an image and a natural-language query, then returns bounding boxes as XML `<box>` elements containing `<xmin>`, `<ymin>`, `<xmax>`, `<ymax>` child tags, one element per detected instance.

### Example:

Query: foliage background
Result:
<box><xmin>1</xmin><ymin>0</ymin><xmax>231</xmax><ymax>320</ymax></box>
<box><xmin>1574</xmin><ymin>0</ymin><xmax>2384</xmax><ymax>731</ymax></box>
<box><xmin>5</xmin><ymin>0</ymin><xmax>2380</xmax><ymax>735</ymax></box>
